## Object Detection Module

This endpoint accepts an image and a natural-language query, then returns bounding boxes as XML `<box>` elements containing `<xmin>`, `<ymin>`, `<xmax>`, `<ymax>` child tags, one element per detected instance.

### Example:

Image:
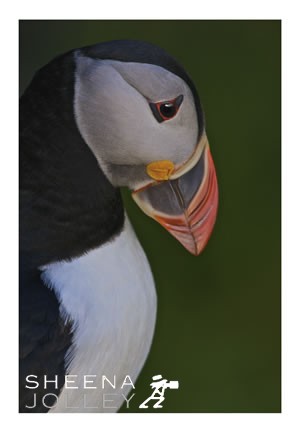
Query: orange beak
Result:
<box><xmin>132</xmin><ymin>137</ymin><xmax>218</xmax><ymax>255</ymax></box>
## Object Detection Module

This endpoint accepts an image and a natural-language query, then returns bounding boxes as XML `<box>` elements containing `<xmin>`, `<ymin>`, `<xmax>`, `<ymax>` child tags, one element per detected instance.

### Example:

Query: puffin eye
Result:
<box><xmin>160</xmin><ymin>102</ymin><xmax>177</xmax><ymax>118</ymax></box>
<box><xmin>149</xmin><ymin>94</ymin><xmax>184</xmax><ymax>123</ymax></box>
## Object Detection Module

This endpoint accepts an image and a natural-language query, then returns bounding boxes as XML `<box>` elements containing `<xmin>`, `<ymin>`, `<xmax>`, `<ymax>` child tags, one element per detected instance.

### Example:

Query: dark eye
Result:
<box><xmin>149</xmin><ymin>95</ymin><xmax>184</xmax><ymax>123</ymax></box>
<box><xmin>160</xmin><ymin>102</ymin><xmax>177</xmax><ymax>118</ymax></box>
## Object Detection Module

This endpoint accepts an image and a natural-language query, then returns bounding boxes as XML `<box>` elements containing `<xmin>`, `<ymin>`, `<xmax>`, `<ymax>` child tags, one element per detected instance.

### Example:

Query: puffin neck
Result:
<box><xmin>20</xmin><ymin>52</ymin><xmax>124</xmax><ymax>268</ymax></box>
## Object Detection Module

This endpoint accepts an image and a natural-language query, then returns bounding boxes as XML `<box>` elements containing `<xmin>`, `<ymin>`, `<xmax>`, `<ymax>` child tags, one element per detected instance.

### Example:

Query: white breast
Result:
<box><xmin>40</xmin><ymin>216</ymin><xmax>157</xmax><ymax>412</ymax></box>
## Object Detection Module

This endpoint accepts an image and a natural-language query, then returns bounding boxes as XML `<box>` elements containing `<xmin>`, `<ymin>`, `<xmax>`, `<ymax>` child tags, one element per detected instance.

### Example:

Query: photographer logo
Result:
<box><xmin>139</xmin><ymin>374</ymin><xmax>179</xmax><ymax>409</ymax></box>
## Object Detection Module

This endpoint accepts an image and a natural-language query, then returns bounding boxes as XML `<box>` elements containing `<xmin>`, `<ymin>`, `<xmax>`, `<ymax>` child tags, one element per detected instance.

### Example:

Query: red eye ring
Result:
<box><xmin>149</xmin><ymin>94</ymin><xmax>184</xmax><ymax>123</ymax></box>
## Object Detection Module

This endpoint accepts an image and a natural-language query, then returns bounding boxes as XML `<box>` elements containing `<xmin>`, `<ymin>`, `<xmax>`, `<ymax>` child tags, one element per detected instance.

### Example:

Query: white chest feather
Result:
<box><xmin>40</xmin><ymin>217</ymin><xmax>157</xmax><ymax>412</ymax></box>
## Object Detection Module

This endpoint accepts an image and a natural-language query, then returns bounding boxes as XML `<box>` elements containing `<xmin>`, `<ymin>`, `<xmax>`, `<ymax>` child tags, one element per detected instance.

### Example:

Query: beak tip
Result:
<box><xmin>180</xmin><ymin>197</ymin><xmax>218</xmax><ymax>256</ymax></box>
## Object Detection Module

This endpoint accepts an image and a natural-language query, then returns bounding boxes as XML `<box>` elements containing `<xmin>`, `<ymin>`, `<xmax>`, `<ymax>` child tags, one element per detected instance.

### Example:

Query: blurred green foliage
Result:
<box><xmin>19</xmin><ymin>20</ymin><xmax>281</xmax><ymax>412</ymax></box>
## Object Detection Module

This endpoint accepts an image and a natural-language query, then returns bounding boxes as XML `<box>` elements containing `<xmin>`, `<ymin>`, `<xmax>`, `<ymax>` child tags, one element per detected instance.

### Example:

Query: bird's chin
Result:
<box><xmin>132</xmin><ymin>142</ymin><xmax>218</xmax><ymax>256</ymax></box>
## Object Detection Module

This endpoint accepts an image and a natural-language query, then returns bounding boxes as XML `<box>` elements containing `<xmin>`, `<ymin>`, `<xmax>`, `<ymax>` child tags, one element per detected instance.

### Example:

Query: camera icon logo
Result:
<box><xmin>139</xmin><ymin>374</ymin><xmax>179</xmax><ymax>409</ymax></box>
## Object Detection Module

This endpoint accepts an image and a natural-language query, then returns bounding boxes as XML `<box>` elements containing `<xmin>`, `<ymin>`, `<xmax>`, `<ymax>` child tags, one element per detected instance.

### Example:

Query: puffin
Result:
<box><xmin>19</xmin><ymin>40</ymin><xmax>218</xmax><ymax>413</ymax></box>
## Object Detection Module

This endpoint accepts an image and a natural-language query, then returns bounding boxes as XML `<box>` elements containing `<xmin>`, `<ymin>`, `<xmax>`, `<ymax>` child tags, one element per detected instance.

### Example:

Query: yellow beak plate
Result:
<box><xmin>146</xmin><ymin>160</ymin><xmax>175</xmax><ymax>181</ymax></box>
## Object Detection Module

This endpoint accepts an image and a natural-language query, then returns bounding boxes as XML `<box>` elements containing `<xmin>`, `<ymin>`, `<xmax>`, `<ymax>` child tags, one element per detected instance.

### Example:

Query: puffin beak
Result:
<box><xmin>132</xmin><ymin>135</ymin><xmax>218</xmax><ymax>255</ymax></box>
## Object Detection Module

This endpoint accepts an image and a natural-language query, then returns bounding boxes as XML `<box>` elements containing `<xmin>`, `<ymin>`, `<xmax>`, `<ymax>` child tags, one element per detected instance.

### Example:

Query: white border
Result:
<box><xmin>16</xmin><ymin>0</ymin><xmax>284</xmax><ymax>20</ymax></box>
<box><xmin>1</xmin><ymin>1</ymin><xmax>299</xmax><ymax>438</ymax></box>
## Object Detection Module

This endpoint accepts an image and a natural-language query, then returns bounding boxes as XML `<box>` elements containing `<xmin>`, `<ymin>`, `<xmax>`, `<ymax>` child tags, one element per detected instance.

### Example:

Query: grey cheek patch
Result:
<box><xmin>73</xmin><ymin>55</ymin><xmax>199</xmax><ymax>189</ymax></box>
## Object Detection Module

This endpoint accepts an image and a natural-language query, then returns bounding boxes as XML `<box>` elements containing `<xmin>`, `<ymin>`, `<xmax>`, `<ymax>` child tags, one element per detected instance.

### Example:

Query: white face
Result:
<box><xmin>74</xmin><ymin>55</ymin><xmax>199</xmax><ymax>190</ymax></box>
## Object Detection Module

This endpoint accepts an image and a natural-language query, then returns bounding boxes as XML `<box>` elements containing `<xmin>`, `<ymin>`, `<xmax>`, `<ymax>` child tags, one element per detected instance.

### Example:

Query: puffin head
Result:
<box><xmin>74</xmin><ymin>40</ymin><xmax>218</xmax><ymax>255</ymax></box>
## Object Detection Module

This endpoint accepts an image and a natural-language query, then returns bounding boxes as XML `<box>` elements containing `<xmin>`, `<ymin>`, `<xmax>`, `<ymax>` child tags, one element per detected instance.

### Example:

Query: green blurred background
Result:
<box><xmin>19</xmin><ymin>20</ymin><xmax>281</xmax><ymax>412</ymax></box>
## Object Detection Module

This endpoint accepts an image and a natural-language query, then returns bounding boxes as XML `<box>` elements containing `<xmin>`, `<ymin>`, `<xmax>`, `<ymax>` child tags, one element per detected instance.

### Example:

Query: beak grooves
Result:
<box><xmin>154</xmin><ymin>147</ymin><xmax>218</xmax><ymax>255</ymax></box>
